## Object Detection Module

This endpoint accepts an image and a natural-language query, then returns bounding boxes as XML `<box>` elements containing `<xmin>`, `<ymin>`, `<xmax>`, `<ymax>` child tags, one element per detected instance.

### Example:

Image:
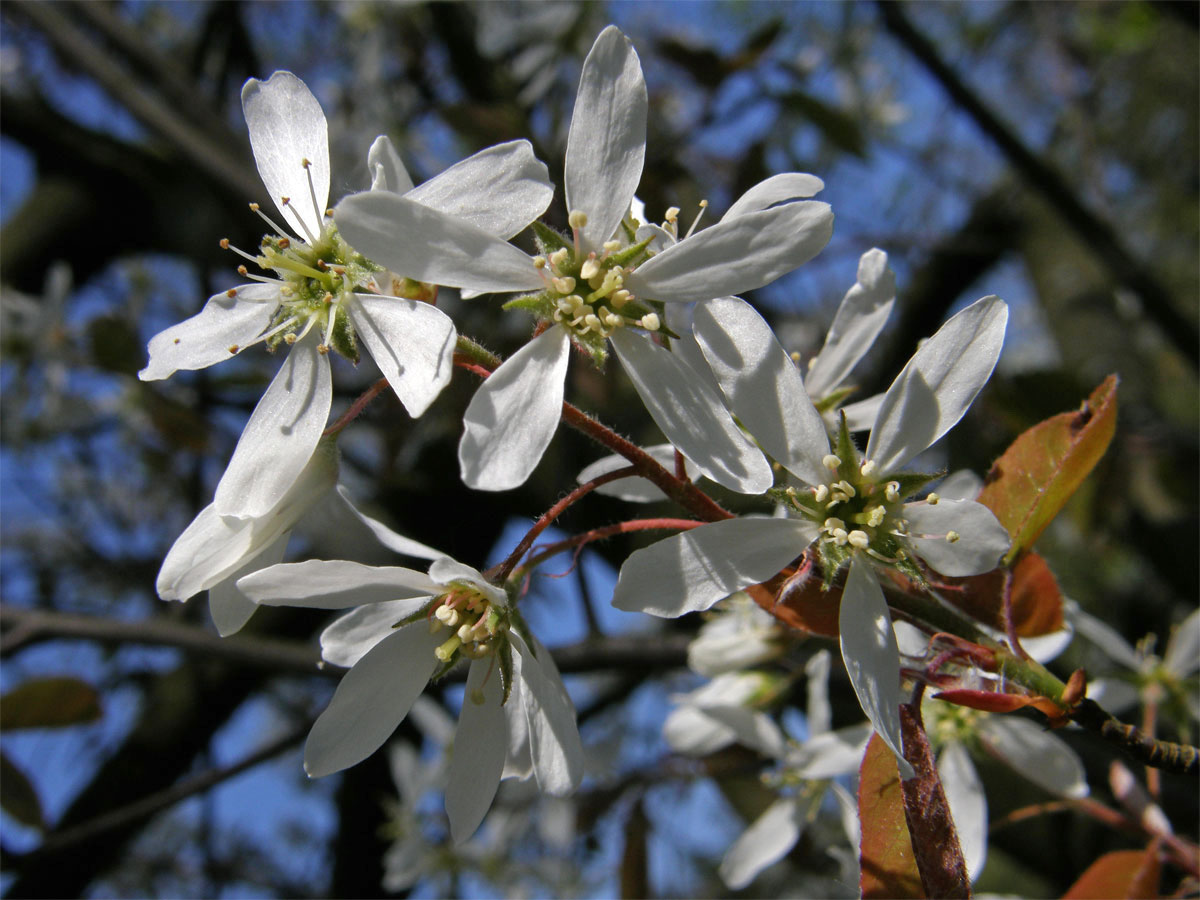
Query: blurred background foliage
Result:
<box><xmin>0</xmin><ymin>1</ymin><xmax>1196</xmax><ymax>897</ymax></box>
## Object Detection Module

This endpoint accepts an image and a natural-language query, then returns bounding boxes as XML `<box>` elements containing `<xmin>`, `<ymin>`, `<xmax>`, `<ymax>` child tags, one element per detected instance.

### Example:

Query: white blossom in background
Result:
<box><xmin>1071</xmin><ymin>602</ymin><xmax>1200</xmax><ymax>723</ymax></box>
<box><xmin>335</xmin><ymin>25</ymin><xmax>833</xmax><ymax>494</ymax></box>
<box><xmin>139</xmin><ymin>71</ymin><xmax>553</xmax><ymax>518</ymax></box>
<box><xmin>614</xmin><ymin>295</ymin><xmax>1012</xmax><ymax>776</ymax></box>
<box><xmin>923</xmin><ymin>697</ymin><xmax>1089</xmax><ymax>883</ymax></box>
<box><xmin>576</xmin><ymin>443</ymin><xmax>696</xmax><ymax>503</ymax></box>
<box><xmin>687</xmin><ymin>592</ymin><xmax>787</xmax><ymax>677</ymax></box>
<box><xmin>663</xmin><ymin>671</ymin><xmax>788</xmax><ymax>759</ymax></box>
<box><xmin>710</xmin><ymin>651</ymin><xmax>871</xmax><ymax>890</ymax></box>
<box><xmin>237</xmin><ymin>554</ymin><xmax>584</xmax><ymax>843</ymax></box>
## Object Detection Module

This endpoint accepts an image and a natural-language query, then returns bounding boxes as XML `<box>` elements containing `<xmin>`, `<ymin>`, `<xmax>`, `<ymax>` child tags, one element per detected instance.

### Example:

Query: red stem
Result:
<box><xmin>323</xmin><ymin>377</ymin><xmax>389</xmax><ymax>436</ymax></box>
<box><xmin>521</xmin><ymin>518</ymin><xmax>705</xmax><ymax>572</ymax></box>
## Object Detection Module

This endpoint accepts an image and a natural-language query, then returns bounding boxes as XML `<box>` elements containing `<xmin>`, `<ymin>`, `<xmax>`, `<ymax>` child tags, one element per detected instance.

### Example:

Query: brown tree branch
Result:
<box><xmin>877</xmin><ymin>0</ymin><xmax>1198</xmax><ymax>366</ymax></box>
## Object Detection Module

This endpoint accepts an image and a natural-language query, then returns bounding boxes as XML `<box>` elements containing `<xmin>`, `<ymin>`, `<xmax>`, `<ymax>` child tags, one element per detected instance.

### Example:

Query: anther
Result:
<box><xmin>228</xmin><ymin>345</ymin><xmax>239</xmax><ymax>354</ymax></box>
<box><xmin>226</xmin><ymin>288</ymin><xmax>238</xmax><ymax>298</ymax></box>
<box><xmin>580</xmin><ymin>258</ymin><xmax>601</xmax><ymax>281</ymax></box>
<box><xmin>220</xmin><ymin>238</ymin><xmax>230</xmax><ymax>249</ymax></box>
<box><xmin>822</xmin><ymin>454</ymin><xmax>842</xmax><ymax>470</ymax></box>
<box><xmin>848</xmin><ymin>530</ymin><xmax>870</xmax><ymax>549</ymax></box>
<box><xmin>533</xmin><ymin>256</ymin><xmax>547</xmax><ymax>269</ymax></box>
<box><xmin>238</xmin><ymin>265</ymin><xmax>249</xmax><ymax>276</ymax></box>
<box><xmin>885</xmin><ymin>481</ymin><xmax>900</xmax><ymax>502</ymax></box>
<box><xmin>813</xmin><ymin>484</ymin><xmax>829</xmax><ymax>503</ymax></box>
<box><xmin>603</xmin><ymin>240</ymin><xmax>621</xmax><ymax>252</ymax></box>
<box><xmin>927</xmin><ymin>492</ymin><xmax>940</xmax><ymax>505</ymax></box>
<box><xmin>640</xmin><ymin>313</ymin><xmax>661</xmax><ymax>332</ymax></box>
<box><xmin>568</xmin><ymin>210</ymin><xmax>588</xmax><ymax>229</ymax></box>
<box><xmin>946</xmin><ymin>531</ymin><xmax>960</xmax><ymax>543</ymax></box>
<box><xmin>552</xmin><ymin>276</ymin><xmax>576</xmax><ymax>294</ymax></box>
<box><xmin>860</xmin><ymin>460</ymin><xmax>877</xmax><ymax>478</ymax></box>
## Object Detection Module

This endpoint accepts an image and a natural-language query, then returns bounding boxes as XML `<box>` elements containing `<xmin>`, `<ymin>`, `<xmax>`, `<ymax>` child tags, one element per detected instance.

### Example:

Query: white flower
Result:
<box><xmin>663</xmin><ymin>671</ymin><xmax>787</xmax><ymax>758</ymax></box>
<box><xmin>334</xmin><ymin>26</ymin><xmax>833</xmax><ymax>494</ymax></box>
<box><xmin>715</xmin><ymin>650</ymin><xmax>871</xmax><ymax>889</ymax></box>
<box><xmin>156</xmin><ymin>436</ymin><xmax>339</xmax><ymax>635</ymax></box>
<box><xmin>799</xmin><ymin>247</ymin><xmax>897</xmax><ymax>430</ymax></box>
<box><xmin>613</xmin><ymin>296</ymin><xmax>1012</xmax><ymax>775</ymax></box>
<box><xmin>139</xmin><ymin>71</ymin><xmax>553</xmax><ymax>518</ymax></box>
<box><xmin>687</xmin><ymin>593</ymin><xmax>786</xmax><ymax>677</ymax></box>
<box><xmin>926</xmin><ymin>697</ymin><xmax>1088</xmax><ymax>883</ymax></box>
<box><xmin>237</xmin><ymin>555</ymin><xmax>584</xmax><ymax>843</ymax></box>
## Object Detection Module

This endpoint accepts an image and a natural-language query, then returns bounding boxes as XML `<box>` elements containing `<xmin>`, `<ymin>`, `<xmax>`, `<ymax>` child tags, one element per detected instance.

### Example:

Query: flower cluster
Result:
<box><xmin>142</xmin><ymin>24</ymin><xmax>1027</xmax><ymax>856</ymax></box>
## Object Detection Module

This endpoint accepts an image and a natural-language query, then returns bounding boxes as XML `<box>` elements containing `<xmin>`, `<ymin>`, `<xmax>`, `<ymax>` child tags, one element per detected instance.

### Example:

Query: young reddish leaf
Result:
<box><xmin>0</xmin><ymin>751</ymin><xmax>45</xmax><ymax>831</ymax></box>
<box><xmin>898</xmin><ymin>705</ymin><xmax>972</xmax><ymax>899</ymax></box>
<box><xmin>859</xmin><ymin>732</ymin><xmax>925</xmax><ymax>899</ymax></box>
<box><xmin>0</xmin><ymin>677</ymin><xmax>102</xmax><ymax>730</ymax></box>
<box><xmin>934</xmin><ymin>689</ymin><xmax>1068</xmax><ymax>721</ymax></box>
<box><xmin>748</xmin><ymin>568</ymin><xmax>841</xmax><ymax>638</ymax></box>
<box><xmin>940</xmin><ymin>551</ymin><xmax>1064</xmax><ymax>636</ymax></box>
<box><xmin>978</xmin><ymin>375</ymin><xmax>1118</xmax><ymax>565</ymax></box>
<box><xmin>1062</xmin><ymin>848</ymin><xmax>1161</xmax><ymax>899</ymax></box>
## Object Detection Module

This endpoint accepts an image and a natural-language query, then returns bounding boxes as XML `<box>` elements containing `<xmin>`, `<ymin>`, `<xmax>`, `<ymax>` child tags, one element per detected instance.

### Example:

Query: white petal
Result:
<box><xmin>787</xmin><ymin>723</ymin><xmax>874</xmax><ymax>779</ymax></box>
<box><xmin>138</xmin><ymin>284</ymin><xmax>279</xmax><ymax>381</ymax></box>
<box><xmin>320</xmin><ymin>598</ymin><xmax>433</xmax><ymax>668</ymax></box>
<box><xmin>611</xmin><ymin>517</ymin><xmax>817</xmax><ymax>617</ymax></box>
<box><xmin>839</xmin><ymin>560</ymin><xmax>914</xmax><ymax>779</ymax></box>
<box><xmin>242</xmin><ymin>71</ymin><xmax>329</xmax><ymax>240</ymax></box>
<box><xmin>1018</xmin><ymin>624</ymin><xmax>1075</xmax><ymax>664</ymax></box>
<box><xmin>978</xmin><ymin>716</ymin><xmax>1088</xmax><ymax>799</ymax></box>
<box><xmin>663</xmin><ymin>704</ymin><xmax>740</xmax><ymax>756</ymax></box>
<box><xmin>304</xmin><ymin>625</ymin><xmax>441</xmax><ymax>777</ymax></box>
<box><xmin>938</xmin><ymin>741</ymin><xmax>988</xmax><ymax>882</ymax></box>
<box><xmin>427</xmin><ymin>558</ymin><xmax>507</xmax><ymax>608</ymax></box>
<box><xmin>692</xmin><ymin>296</ymin><xmax>829</xmax><ymax>486</ymax></box>
<box><xmin>690</xmin><ymin>705</ymin><xmax>787</xmax><ymax>758</ymax></box>
<box><xmin>1069</xmin><ymin>602</ymin><xmax>1141</xmax><ymax>668</ymax></box>
<box><xmin>937</xmin><ymin>469</ymin><xmax>985</xmax><ymax>502</ymax></box>
<box><xmin>866</xmin><ymin>296</ymin><xmax>1008</xmax><ymax>472</ymax></box>
<box><xmin>347</xmin><ymin>294</ymin><xmax>456</xmax><ymax>418</ymax></box>
<box><xmin>459</xmin><ymin>327</ymin><xmax>569</xmax><ymax>491</ymax></box>
<box><xmin>564</xmin><ymin>26</ymin><xmax>647</xmax><ymax>252</ymax></box>
<box><xmin>208</xmin><ymin>531</ymin><xmax>288</xmax><ymax>637</ymax></box>
<box><xmin>1085</xmin><ymin>678</ymin><xmax>1140</xmax><ymax>716</ymax></box>
<box><xmin>156</xmin><ymin>505</ymin><xmax>257</xmax><ymax>601</ymax></box>
<box><xmin>805</xmin><ymin>249</ymin><xmax>896</xmax><ymax>399</ymax></box>
<box><xmin>158</xmin><ymin>437</ymin><xmax>338</xmax><ymax>599</ymax></box>
<box><xmin>213</xmin><ymin>335</ymin><xmax>332</xmax><ymax>518</ymax></box>
<box><xmin>719</xmin><ymin>797</ymin><xmax>805</xmax><ymax>890</ymax></box>
<box><xmin>238</xmin><ymin>559</ymin><xmax>438</xmax><ymax>608</ymax></box>
<box><xmin>627</xmin><ymin>201</ymin><xmax>833</xmax><ymax>304</ymax></box>
<box><xmin>903</xmin><ymin>499</ymin><xmax>1010</xmax><ymax>577</ymax></box>
<box><xmin>1164</xmin><ymin>607</ymin><xmax>1200</xmax><ymax>677</ymax></box>
<box><xmin>334</xmin><ymin>192</ymin><xmax>543</xmax><ymax>294</ymax></box>
<box><xmin>446</xmin><ymin>658</ymin><xmax>507</xmax><ymax>843</ymax></box>
<box><xmin>511</xmin><ymin>633</ymin><xmax>585</xmax><ymax>796</ymax></box>
<box><xmin>610</xmin><ymin>329</ymin><xmax>772</xmax><ymax>494</ymax></box>
<box><xmin>721</xmin><ymin>172</ymin><xmax>825</xmax><ymax>220</ymax></box>
<box><xmin>501</xmin><ymin>675</ymin><xmax>533</xmax><ymax>782</ymax></box>
<box><xmin>406</xmin><ymin>140</ymin><xmax>552</xmax><ymax>239</ymax></box>
<box><xmin>805</xmin><ymin>649</ymin><xmax>833</xmax><ymax>736</ymax></box>
<box><xmin>841</xmin><ymin>393</ymin><xmax>884</xmax><ymax>431</ymax></box>
<box><xmin>368</xmin><ymin>135</ymin><xmax>414</xmax><ymax>194</ymax></box>
<box><xmin>577</xmin><ymin>443</ymin><xmax>692</xmax><ymax>503</ymax></box>
<box><xmin>333</xmin><ymin>485</ymin><xmax>444</xmax><ymax>561</ymax></box>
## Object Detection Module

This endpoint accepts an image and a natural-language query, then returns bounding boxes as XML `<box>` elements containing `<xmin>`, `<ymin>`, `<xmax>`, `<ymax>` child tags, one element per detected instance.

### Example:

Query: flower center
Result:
<box><xmin>791</xmin><ymin>455</ymin><xmax>908</xmax><ymax>557</ymax></box>
<box><xmin>537</xmin><ymin>211</ymin><xmax>660</xmax><ymax>341</ymax></box>
<box><xmin>429</xmin><ymin>584</ymin><xmax>509</xmax><ymax>664</ymax></box>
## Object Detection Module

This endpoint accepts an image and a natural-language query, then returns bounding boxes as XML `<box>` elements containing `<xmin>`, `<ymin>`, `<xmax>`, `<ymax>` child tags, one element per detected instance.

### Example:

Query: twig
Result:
<box><xmin>3</xmin><ymin>727</ymin><xmax>307</xmax><ymax>870</ymax></box>
<box><xmin>1071</xmin><ymin>697</ymin><xmax>1199</xmax><ymax>777</ymax></box>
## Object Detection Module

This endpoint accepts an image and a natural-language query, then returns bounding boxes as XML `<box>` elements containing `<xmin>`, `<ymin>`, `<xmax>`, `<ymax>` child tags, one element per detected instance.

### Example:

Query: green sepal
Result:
<box><xmin>328</xmin><ymin>305</ymin><xmax>359</xmax><ymax>364</ymax></box>
<box><xmin>502</xmin><ymin>291</ymin><xmax>554</xmax><ymax>315</ymax></box>
<box><xmin>509</xmin><ymin>606</ymin><xmax>536</xmax><ymax>657</ymax></box>
<box><xmin>609</xmin><ymin>235</ymin><xmax>654</xmax><ymax>269</ymax></box>
<box><xmin>531</xmin><ymin>221</ymin><xmax>570</xmax><ymax>256</ymax></box>
<box><xmin>818</xmin><ymin>541</ymin><xmax>853</xmax><ymax>588</ymax></box>
<box><xmin>814</xmin><ymin>384</ymin><xmax>858</xmax><ymax>414</ymax></box>
<box><xmin>571</xmin><ymin>330</ymin><xmax>609</xmax><ymax>368</ymax></box>
<box><xmin>887</xmin><ymin>471</ymin><xmax>945</xmax><ymax>502</ymax></box>
<box><xmin>428</xmin><ymin>657</ymin><xmax>457</xmax><ymax>684</ymax></box>
<box><xmin>391</xmin><ymin>599</ymin><xmax>437</xmax><ymax>630</ymax></box>
<box><xmin>833</xmin><ymin>411</ymin><xmax>859</xmax><ymax>480</ymax></box>
<box><xmin>497</xmin><ymin>637</ymin><xmax>514</xmax><ymax>706</ymax></box>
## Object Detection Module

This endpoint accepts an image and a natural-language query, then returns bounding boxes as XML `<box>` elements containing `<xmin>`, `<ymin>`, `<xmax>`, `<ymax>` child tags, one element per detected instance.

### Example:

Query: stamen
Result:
<box><xmin>945</xmin><ymin>531</ymin><xmax>960</xmax><ymax>543</ymax></box>
<box><xmin>220</xmin><ymin>238</ymin><xmax>260</xmax><ymax>265</ymax></box>
<box><xmin>813</xmin><ymin>485</ymin><xmax>829</xmax><ymax>503</ymax></box>
<box><xmin>248</xmin><ymin>202</ymin><xmax>289</xmax><ymax>238</ymax></box>
<box><xmin>926</xmin><ymin>492</ymin><xmax>940</xmax><ymax>506</ymax></box>
<box><xmin>639</xmin><ymin>313</ymin><xmax>660</xmax><ymax>332</ymax></box>
<box><xmin>320</xmin><ymin>292</ymin><xmax>339</xmax><ymax>351</ymax></box>
<box><xmin>683</xmin><ymin>199</ymin><xmax>709</xmax><ymax>239</ymax></box>
<box><xmin>281</xmin><ymin>190</ymin><xmax>319</xmax><ymax>245</ymax></box>
<box><xmin>822</xmin><ymin>454</ymin><xmax>841</xmax><ymax>470</ymax></box>
<box><xmin>860</xmin><ymin>459</ymin><xmax>877</xmax><ymax>478</ymax></box>
<box><xmin>302</xmin><ymin>158</ymin><xmax>324</xmax><ymax>240</ymax></box>
<box><xmin>848</xmin><ymin>530</ymin><xmax>870</xmax><ymax>549</ymax></box>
